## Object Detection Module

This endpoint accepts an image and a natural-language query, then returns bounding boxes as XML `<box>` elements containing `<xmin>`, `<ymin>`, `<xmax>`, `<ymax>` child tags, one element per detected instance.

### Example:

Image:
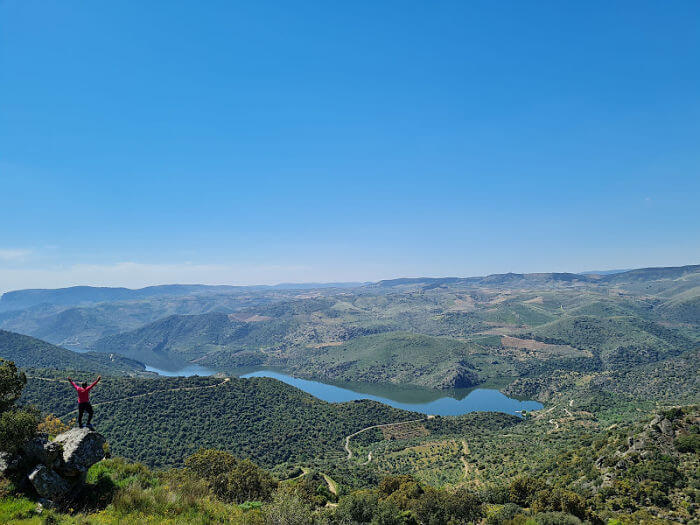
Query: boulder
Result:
<box><xmin>22</xmin><ymin>435</ymin><xmax>63</xmax><ymax>468</ymax></box>
<box><xmin>0</xmin><ymin>451</ymin><xmax>22</xmax><ymax>476</ymax></box>
<box><xmin>28</xmin><ymin>465</ymin><xmax>72</xmax><ymax>500</ymax></box>
<box><xmin>53</xmin><ymin>428</ymin><xmax>106</xmax><ymax>477</ymax></box>
<box><xmin>659</xmin><ymin>418</ymin><xmax>674</xmax><ymax>437</ymax></box>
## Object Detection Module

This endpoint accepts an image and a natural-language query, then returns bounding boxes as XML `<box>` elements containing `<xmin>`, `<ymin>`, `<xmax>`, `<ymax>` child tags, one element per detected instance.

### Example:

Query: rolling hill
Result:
<box><xmin>286</xmin><ymin>332</ymin><xmax>481</xmax><ymax>389</ymax></box>
<box><xmin>0</xmin><ymin>330</ymin><xmax>145</xmax><ymax>374</ymax></box>
<box><xmin>89</xmin><ymin>312</ymin><xmax>296</xmax><ymax>368</ymax></box>
<box><xmin>21</xmin><ymin>373</ymin><xmax>421</xmax><ymax>470</ymax></box>
<box><xmin>528</xmin><ymin>315</ymin><xmax>695</xmax><ymax>369</ymax></box>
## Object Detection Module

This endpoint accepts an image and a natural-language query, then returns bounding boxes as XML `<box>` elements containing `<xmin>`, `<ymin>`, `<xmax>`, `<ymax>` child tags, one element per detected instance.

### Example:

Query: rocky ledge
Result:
<box><xmin>1</xmin><ymin>428</ymin><xmax>106</xmax><ymax>505</ymax></box>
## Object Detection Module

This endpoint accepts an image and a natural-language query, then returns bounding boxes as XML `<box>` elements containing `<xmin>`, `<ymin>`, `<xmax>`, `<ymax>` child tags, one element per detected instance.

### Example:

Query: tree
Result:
<box><xmin>509</xmin><ymin>476</ymin><xmax>545</xmax><ymax>507</ymax></box>
<box><xmin>336</xmin><ymin>489</ymin><xmax>379</xmax><ymax>523</ymax></box>
<box><xmin>413</xmin><ymin>486</ymin><xmax>484</xmax><ymax>525</ymax></box>
<box><xmin>227</xmin><ymin>459</ymin><xmax>277</xmax><ymax>503</ymax></box>
<box><xmin>185</xmin><ymin>449</ymin><xmax>276</xmax><ymax>503</ymax></box>
<box><xmin>0</xmin><ymin>359</ymin><xmax>38</xmax><ymax>453</ymax></box>
<box><xmin>264</xmin><ymin>491</ymin><xmax>313</xmax><ymax>525</ymax></box>
<box><xmin>0</xmin><ymin>359</ymin><xmax>25</xmax><ymax>412</ymax></box>
<box><xmin>185</xmin><ymin>448</ymin><xmax>238</xmax><ymax>480</ymax></box>
<box><xmin>532</xmin><ymin>489</ymin><xmax>588</xmax><ymax>520</ymax></box>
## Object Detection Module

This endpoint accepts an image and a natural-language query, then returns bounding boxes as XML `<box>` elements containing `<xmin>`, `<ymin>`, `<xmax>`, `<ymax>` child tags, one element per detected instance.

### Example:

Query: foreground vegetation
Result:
<box><xmin>2</xmin><ymin>403</ymin><xmax>697</xmax><ymax>524</ymax></box>
<box><xmin>5</xmin><ymin>353</ymin><xmax>698</xmax><ymax>523</ymax></box>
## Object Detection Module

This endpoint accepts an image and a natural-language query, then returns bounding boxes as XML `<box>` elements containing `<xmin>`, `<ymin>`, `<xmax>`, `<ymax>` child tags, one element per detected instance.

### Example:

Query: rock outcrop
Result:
<box><xmin>22</xmin><ymin>436</ymin><xmax>63</xmax><ymax>468</ymax></box>
<box><xmin>0</xmin><ymin>451</ymin><xmax>21</xmax><ymax>476</ymax></box>
<box><xmin>433</xmin><ymin>363</ymin><xmax>481</xmax><ymax>389</ymax></box>
<box><xmin>596</xmin><ymin>410</ymin><xmax>693</xmax><ymax>488</ymax></box>
<box><xmin>3</xmin><ymin>428</ymin><xmax>106</xmax><ymax>504</ymax></box>
<box><xmin>54</xmin><ymin>428</ymin><xmax>106</xmax><ymax>477</ymax></box>
<box><xmin>28</xmin><ymin>465</ymin><xmax>72</xmax><ymax>500</ymax></box>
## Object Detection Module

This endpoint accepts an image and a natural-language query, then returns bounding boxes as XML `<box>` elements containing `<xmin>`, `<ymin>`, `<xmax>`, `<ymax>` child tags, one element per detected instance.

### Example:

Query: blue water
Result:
<box><xmin>240</xmin><ymin>370</ymin><xmax>542</xmax><ymax>417</ymax></box>
<box><xmin>144</xmin><ymin>364</ymin><xmax>216</xmax><ymax>377</ymax></box>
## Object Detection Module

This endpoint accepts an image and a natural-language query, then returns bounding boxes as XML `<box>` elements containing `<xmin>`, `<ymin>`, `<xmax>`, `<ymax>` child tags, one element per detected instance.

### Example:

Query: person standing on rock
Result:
<box><xmin>67</xmin><ymin>376</ymin><xmax>101</xmax><ymax>430</ymax></box>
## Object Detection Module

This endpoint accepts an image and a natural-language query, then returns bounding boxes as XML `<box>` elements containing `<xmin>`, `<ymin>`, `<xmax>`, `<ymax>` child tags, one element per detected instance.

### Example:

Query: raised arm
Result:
<box><xmin>68</xmin><ymin>377</ymin><xmax>79</xmax><ymax>390</ymax></box>
<box><xmin>87</xmin><ymin>376</ymin><xmax>101</xmax><ymax>390</ymax></box>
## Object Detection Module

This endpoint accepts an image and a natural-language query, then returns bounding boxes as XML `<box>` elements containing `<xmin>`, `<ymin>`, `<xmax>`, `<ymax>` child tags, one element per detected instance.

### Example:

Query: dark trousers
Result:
<box><xmin>78</xmin><ymin>402</ymin><xmax>93</xmax><ymax>426</ymax></box>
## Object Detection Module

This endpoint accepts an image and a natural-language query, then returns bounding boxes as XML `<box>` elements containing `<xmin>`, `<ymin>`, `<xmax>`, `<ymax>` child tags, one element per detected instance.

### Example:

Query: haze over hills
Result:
<box><xmin>3</xmin><ymin>264</ymin><xmax>696</xmax><ymax>308</ymax></box>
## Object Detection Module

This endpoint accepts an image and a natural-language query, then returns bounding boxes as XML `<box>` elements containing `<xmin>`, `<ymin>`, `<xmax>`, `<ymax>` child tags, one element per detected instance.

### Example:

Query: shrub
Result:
<box><xmin>509</xmin><ymin>476</ymin><xmax>546</xmax><ymax>507</ymax></box>
<box><xmin>675</xmin><ymin>434</ymin><xmax>700</xmax><ymax>454</ymax></box>
<box><xmin>0</xmin><ymin>360</ymin><xmax>25</xmax><ymax>412</ymax></box>
<box><xmin>0</xmin><ymin>407</ymin><xmax>39</xmax><ymax>454</ymax></box>
<box><xmin>486</xmin><ymin>503</ymin><xmax>522</xmax><ymax>524</ymax></box>
<box><xmin>264</xmin><ymin>491</ymin><xmax>313</xmax><ymax>525</ymax></box>
<box><xmin>185</xmin><ymin>449</ymin><xmax>276</xmax><ymax>503</ymax></box>
<box><xmin>185</xmin><ymin>449</ymin><xmax>239</xmax><ymax>480</ymax></box>
<box><xmin>336</xmin><ymin>489</ymin><xmax>379</xmax><ymax>523</ymax></box>
<box><xmin>0</xmin><ymin>360</ymin><xmax>38</xmax><ymax>454</ymax></box>
<box><xmin>226</xmin><ymin>459</ymin><xmax>277</xmax><ymax>503</ymax></box>
<box><xmin>534</xmin><ymin>511</ymin><xmax>582</xmax><ymax>525</ymax></box>
<box><xmin>37</xmin><ymin>413</ymin><xmax>70</xmax><ymax>438</ymax></box>
<box><xmin>413</xmin><ymin>486</ymin><xmax>484</xmax><ymax>524</ymax></box>
<box><xmin>531</xmin><ymin>489</ymin><xmax>588</xmax><ymax>520</ymax></box>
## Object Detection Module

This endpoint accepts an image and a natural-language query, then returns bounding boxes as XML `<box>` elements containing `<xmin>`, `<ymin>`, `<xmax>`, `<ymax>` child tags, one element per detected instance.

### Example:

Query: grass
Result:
<box><xmin>0</xmin><ymin>497</ymin><xmax>41</xmax><ymax>524</ymax></box>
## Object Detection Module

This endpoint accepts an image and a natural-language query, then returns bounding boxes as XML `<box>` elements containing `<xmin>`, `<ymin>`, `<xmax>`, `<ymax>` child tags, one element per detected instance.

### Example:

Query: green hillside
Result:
<box><xmin>287</xmin><ymin>332</ymin><xmax>480</xmax><ymax>389</ymax></box>
<box><xmin>90</xmin><ymin>313</ymin><xmax>297</xmax><ymax>367</ymax></box>
<box><xmin>529</xmin><ymin>315</ymin><xmax>695</xmax><ymax>369</ymax></box>
<box><xmin>0</xmin><ymin>330</ymin><xmax>145</xmax><ymax>374</ymax></box>
<box><xmin>21</xmin><ymin>373</ymin><xmax>419</xmax><ymax>470</ymax></box>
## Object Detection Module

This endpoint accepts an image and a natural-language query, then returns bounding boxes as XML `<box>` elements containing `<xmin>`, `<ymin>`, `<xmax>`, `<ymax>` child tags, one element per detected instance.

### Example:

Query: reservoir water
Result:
<box><xmin>240</xmin><ymin>369</ymin><xmax>542</xmax><ymax>417</ymax></box>
<box><xmin>144</xmin><ymin>364</ymin><xmax>217</xmax><ymax>377</ymax></box>
<box><xmin>141</xmin><ymin>364</ymin><xmax>542</xmax><ymax>416</ymax></box>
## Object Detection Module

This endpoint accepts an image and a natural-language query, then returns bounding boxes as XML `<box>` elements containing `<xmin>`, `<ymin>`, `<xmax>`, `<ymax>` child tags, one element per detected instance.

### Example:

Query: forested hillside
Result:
<box><xmin>20</xmin><ymin>373</ymin><xmax>420</xmax><ymax>471</ymax></box>
<box><xmin>285</xmin><ymin>332</ymin><xmax>481</xmax><ymax>389</ymax></box>
<box><xmin>0</xmin><ymin>330</ymin><xmax>144</xmax><ymax>374</ymax></box>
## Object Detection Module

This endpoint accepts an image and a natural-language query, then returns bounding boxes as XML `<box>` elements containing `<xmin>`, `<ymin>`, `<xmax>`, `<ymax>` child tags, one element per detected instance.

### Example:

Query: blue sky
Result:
<box><xmin>1</xmin><ymin>1</ymin><xmax>698</xmax><ymax>291</ymax></box>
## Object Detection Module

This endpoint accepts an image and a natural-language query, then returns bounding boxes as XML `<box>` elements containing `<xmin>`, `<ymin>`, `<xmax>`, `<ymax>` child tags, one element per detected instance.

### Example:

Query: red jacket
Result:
<box><xmin>70</xmin><ymin>378</ymin><xmax>100</xmax><ymax>403</ymax></box>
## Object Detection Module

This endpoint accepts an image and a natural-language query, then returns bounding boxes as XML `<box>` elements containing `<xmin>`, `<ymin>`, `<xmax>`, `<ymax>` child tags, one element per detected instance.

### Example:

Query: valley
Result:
<box><xmin>1</xmin><ymin>264</ymin><xmax>698</xmax><ymax>523</ymax></box>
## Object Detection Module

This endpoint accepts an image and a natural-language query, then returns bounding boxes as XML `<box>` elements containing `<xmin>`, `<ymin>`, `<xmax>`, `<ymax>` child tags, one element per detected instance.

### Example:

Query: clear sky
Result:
<box><xmin>1</xmin><ymin>1</ymin><xmax>699</xmax><ymax>291</ymax></box>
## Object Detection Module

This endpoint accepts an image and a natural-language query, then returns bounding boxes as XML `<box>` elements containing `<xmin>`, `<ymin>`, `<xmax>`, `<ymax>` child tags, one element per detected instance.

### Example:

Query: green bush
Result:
<box><xmin>509</xmin><ymin>476</ymin><xmax>545</xmax><ymax>507</ymax></box>
<box><xmin>336</xmin><ymin>489</ymin><xmax>380</xmax><ymax>523</ymax></box>
<box><xmin>532</xmin><ymin>489</ymin><xmax>588</xmax><ymax>520</ymax></box>
<box><xmin>263</xmin><ymin>491</ymin><xmax>313</xmax><ymax>525</ymax></box>
<box><xmin>675</xmin><ymin>434</ymin><xmax>700</xmax><ymax>453</ymax></box>
<box><xmin>185</xmin><ymin>449</ymin><xmax>277</xmax><ymax>503</ymax></box>
<box><xmin>486</xmin><ymin>503</ymin><xmax>522</xmax><ymax>524</ymax></box>
<box><xmin>0</xmin><ymin>408</ymin><xmax>39</xmax><ymax>454</ymax></box>
<box><xmin>0</xmin><ymin>360</ymin><xmax>38</xmax><ymax>454</ymax></box>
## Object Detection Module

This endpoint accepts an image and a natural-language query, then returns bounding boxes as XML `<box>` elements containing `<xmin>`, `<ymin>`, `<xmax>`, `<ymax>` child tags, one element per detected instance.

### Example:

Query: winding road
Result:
<box><xmin>344</xmin><ymin>418</ymin><xmax>430</xmax><ymax>460</ymax></box>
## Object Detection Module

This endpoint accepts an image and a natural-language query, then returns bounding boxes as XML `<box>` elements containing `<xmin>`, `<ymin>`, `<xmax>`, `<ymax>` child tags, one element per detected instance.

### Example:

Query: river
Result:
<box><xmin>240</xmin><ymin>370</ymin><xmax>542</xmax><ymax>416</ymax></box>
<box><xmin>142</xmin><ymin>364</ymin><xmax>542</xmax><ymax>416</ymax></box>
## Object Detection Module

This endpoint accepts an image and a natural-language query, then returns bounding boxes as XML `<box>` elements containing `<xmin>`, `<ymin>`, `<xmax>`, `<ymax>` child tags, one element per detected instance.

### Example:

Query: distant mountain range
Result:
<box><xmin>580</xmin><ymin>269</ymin><xmax>631</xmax><ymax>275</ymax></box>
<box><xmin>2</xmin><ymin>264</ymin><xmax>697</xmax><ymax>311</ymax></box>
<box><xmin>0</xmin><ymin>282</ymin><xmax>368</xmax><ymax>312</ymax></box>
